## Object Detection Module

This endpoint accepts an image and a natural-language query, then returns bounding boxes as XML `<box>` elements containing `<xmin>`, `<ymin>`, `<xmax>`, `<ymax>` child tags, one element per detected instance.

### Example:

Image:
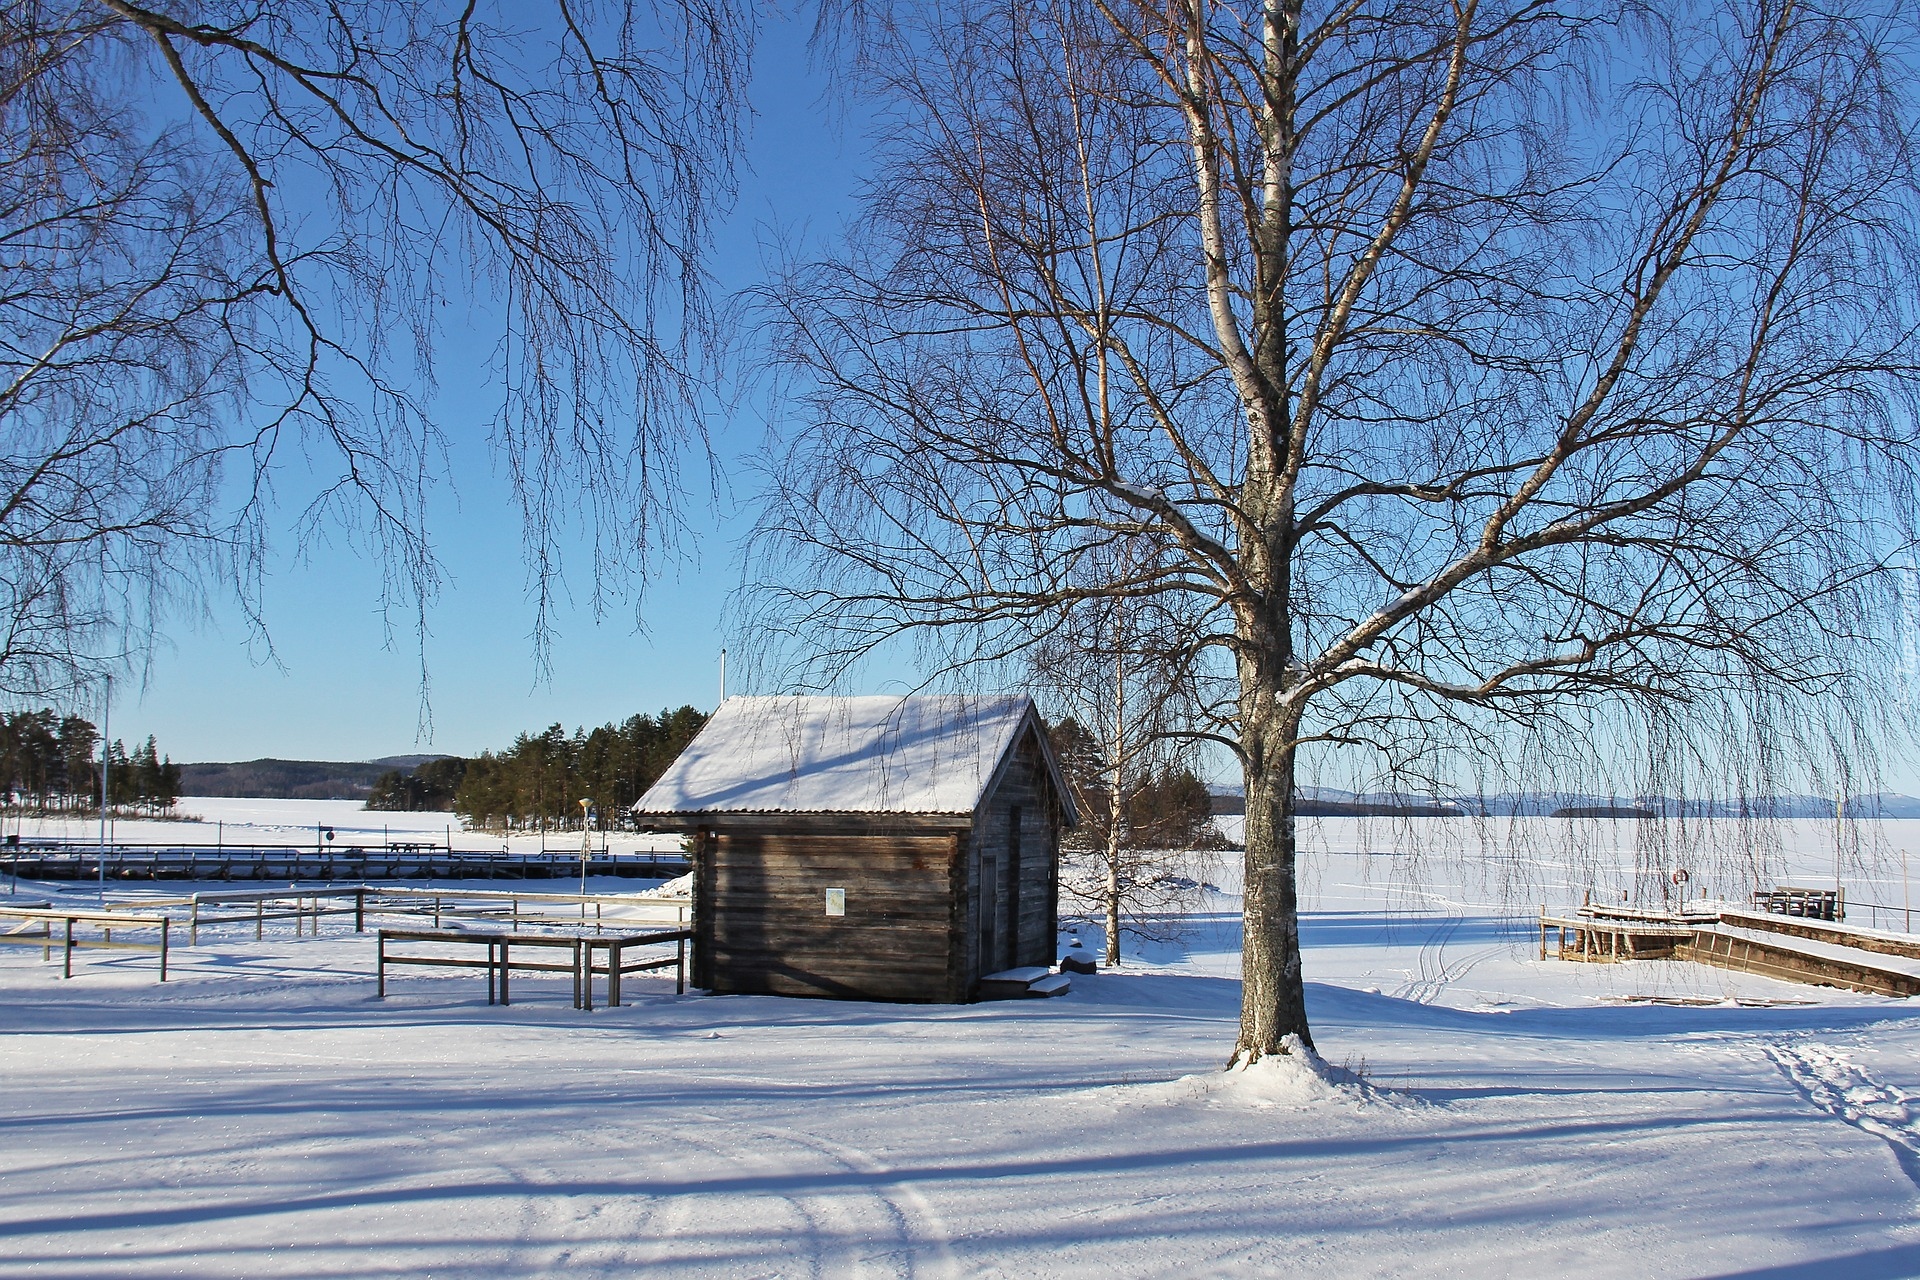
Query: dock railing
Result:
<box><xmin>2</xmin><ymin>885</ymin><xmax>691</xmax><ymax>991</ymax></box>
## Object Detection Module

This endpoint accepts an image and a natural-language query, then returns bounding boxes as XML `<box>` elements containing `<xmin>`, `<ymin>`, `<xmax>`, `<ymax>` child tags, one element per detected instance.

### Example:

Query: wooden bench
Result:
<box><xmin>376</xmin><ymin>926</ymin><xmax>691</xmax><ymax>1009</ymax></box>
<box><xmin>1751</xmin><ymin>887</ymin><xmax>1844</xmax><ymax>922</ymax></box>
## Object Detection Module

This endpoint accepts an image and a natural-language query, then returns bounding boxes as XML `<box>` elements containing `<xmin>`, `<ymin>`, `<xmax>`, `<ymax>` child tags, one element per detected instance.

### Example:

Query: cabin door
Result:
<box><xmin>978</xmin><ymin>854</ymin><xmax>1000</xmax><ymax>976</ymax></box>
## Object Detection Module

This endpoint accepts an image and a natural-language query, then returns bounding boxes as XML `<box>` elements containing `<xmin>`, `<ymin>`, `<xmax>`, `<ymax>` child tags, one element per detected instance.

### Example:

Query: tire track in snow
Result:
<box><xmin>1762</xmin><ymin>1042</ymin><xmax>1920</xmax><ymax>1192</ymax></box>
<box><xmin>672</xmin><ymin>1113</ymin><xmax>959</xmax><ymax>1279</ymax></box>
<box><xmin>748</xmin><ymin>1122</ymin><xmax>960</xmax><ymax>1280</ymax></box>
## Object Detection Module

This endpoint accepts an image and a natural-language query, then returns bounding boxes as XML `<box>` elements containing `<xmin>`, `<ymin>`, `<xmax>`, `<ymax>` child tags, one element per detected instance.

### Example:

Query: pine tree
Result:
<box><xmin>59</xmin><ymin>715</ymin><xmax>98</xmax><ymax>810</ymax></box>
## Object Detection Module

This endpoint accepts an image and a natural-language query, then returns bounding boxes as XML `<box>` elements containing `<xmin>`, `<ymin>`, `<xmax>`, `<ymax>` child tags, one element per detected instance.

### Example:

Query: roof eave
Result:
<box><xmin>632</xmin><ymin>810</ymin><xmax>976</xmax><ymax>834</ymax></box>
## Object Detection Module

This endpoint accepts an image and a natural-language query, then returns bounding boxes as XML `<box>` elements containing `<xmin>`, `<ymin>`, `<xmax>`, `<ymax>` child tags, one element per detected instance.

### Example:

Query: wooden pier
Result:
<box><xmin>1539</xmin><ymin>913</ymin><xmax>1697</xmax><ymax>963</ymax></box>
<box><xmin>1683</xmin><ymin>923</ymin><xmax>1920</xmax><ymax>998</ymax></box>
<box><xmin>3</xmin><ymin>842</ymin><xmax>686</xmax><ymax>883</ymax></box>
<box><xmin>1540</xmin><ymin>900</ymin><xmax>1920</xmax><ymax>998</ymax></box>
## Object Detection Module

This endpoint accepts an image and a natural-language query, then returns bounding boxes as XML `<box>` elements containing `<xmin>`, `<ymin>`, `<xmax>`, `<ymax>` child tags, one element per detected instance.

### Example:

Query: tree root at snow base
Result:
<box><xmin>1228</xmin><ymin>1031</ymin><xmax>1318</xmax><ymax>1070</ymax></box>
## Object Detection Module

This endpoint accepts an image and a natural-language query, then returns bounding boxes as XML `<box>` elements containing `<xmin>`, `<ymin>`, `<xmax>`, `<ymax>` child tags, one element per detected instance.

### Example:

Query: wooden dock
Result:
<box><xmin>1683</xmin><ymin>923</ymin><xmax>1920</xmax><ymax>998</ymax></box>
<box><xmin>1540</xmin><ymin>902</ymin><xmax>1920</xmax><ymax>997</ymax></box>
<box><xmin>1539</xmin><ymin>913</ymin><xmax>1698</xmax><ymax>962</ymax></box>
<box><xmin>4</xmin><ymin>843</ymin><xmax>686</xmax><ymax>882</ymax></box>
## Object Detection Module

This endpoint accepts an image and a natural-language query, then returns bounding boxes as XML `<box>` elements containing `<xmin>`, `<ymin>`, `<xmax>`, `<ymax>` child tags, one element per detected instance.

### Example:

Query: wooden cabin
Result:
<box><xmin>632</xmin><ymin>695</ymin><xmax>1077</xmax><ymax>1002</ymax></box>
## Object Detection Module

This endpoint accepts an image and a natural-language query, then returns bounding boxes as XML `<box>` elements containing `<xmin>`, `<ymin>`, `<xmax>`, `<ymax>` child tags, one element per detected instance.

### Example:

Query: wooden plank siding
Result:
<box><xmin>697</xmin><ymin>832</ymin><xmax>960</xmax><ymax>1002</ymax></box>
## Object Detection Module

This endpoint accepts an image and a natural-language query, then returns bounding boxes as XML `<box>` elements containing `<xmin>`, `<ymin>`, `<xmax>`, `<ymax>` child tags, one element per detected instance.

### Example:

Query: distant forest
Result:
<box><xmin>368</xmin><ymin>707</ymin><xmax>708</xmax><ymax>830</ymax></box>
<box><xmin>1</xmin><ymin>708</ymin><xmax>182</xmax><ymax>814</ymax></box>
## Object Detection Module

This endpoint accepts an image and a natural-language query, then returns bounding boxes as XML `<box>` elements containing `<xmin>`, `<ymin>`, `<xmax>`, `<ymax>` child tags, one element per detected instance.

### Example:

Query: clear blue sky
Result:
<box><xmin>124</xmin><ymin>19</ymin><xmax>868</xmax><ymax>764</ymax></box>
<box><xmin>106</xmin><ymin>20</ymin><xmax>1920</xmax><ymax>799</ymax></box>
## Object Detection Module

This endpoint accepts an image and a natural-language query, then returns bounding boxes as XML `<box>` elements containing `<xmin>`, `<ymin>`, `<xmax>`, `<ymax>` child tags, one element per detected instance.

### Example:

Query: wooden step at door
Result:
<box><xmin>977</xmin><ymin>965</ymin><xmax>1059</xmax><ymax>1000</ymax></box>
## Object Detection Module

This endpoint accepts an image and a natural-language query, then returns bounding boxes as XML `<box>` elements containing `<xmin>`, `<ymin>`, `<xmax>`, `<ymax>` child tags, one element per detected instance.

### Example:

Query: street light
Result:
<box><xmin>579</xmin><ymin>797</ymin><xmax>595</xmax><ymax>904</ymax></box>
<box><xmin>97</xmin><ymin>674</ymin><xmax>111</xmax><ymax>904</ymax></box>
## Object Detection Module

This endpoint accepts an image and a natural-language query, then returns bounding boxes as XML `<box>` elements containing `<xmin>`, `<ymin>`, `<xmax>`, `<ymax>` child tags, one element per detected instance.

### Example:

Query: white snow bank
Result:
<box><xmin>636</xmin><ymin>871</ymin><xmax>692</xmax><ymax>899</ymax></box>
<box><xmin>1104</xmin><ymin>1034</ymin><xmax>1401</xmax><ymax>1112</ymax></box>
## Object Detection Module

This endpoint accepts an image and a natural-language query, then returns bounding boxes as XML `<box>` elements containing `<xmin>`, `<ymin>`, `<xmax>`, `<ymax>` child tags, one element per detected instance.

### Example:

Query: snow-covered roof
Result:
<box><xmin>633</xmin><ymin>695</ymin><xmax>1068</xmax><ymax>822</ymax></box>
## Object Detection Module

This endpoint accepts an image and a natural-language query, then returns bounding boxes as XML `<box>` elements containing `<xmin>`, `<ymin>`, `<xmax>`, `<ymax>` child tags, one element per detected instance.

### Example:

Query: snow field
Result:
<box><xmin>2</xmin><ymin>815</ymin><xmax>1920</xmax><ymax>1276</ymax></box>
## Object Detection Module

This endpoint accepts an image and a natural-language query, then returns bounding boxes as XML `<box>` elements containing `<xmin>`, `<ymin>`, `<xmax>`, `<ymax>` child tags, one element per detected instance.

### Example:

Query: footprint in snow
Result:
<box><xmin>1763</xmin><ymin>1041</ymin><xmax>1920</xmax><ymax>1191</ymax></box>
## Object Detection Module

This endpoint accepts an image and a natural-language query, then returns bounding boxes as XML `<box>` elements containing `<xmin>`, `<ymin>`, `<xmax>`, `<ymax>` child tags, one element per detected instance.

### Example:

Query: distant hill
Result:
<box><xmin>370</xmin><ymin>754</ymin><xmax>457</xmax><ymax>770</ymax></box>
<box><xmin>1208</xmin><ymin>790</ymin><xmax>1465</xmax><ymax>817</ymax></box>
<box><xmin>179</xmin><ymin>759</ymin><xmax>401</xmax><ymax>800</ymax></box>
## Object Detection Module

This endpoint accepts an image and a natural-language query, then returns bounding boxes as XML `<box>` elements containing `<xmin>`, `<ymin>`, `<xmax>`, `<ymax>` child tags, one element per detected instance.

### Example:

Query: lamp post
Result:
<box><xmin>1835</xmin><ymin>789</ymin><xmax>1845</xmax><ymax>899</ymax></box>
<box><xmin>97</xmin><ymin>674</ymin><xmax>111</xmax><ymax>903</ymax></box>
<box><xmin>579</xmin><ymin>797</ymin><xmax>595</xmax><ymax>906</ymax></box>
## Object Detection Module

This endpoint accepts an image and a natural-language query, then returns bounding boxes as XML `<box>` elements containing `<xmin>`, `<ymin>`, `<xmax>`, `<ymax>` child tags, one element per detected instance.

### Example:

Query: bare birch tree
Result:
<box><xmin>753</xmin><ymin>0</ymin><xmax>1920</xmax><ymax>1062</ymax></box>
<box><xmin>2</xmin><ymin>1</ymin><xmax>747</xmax><ymax>700</ymax></box>
<box><xmin>1033</xmin><ymin>542</ymin><xmax>1222</xmax><ymax>964</ymax></box>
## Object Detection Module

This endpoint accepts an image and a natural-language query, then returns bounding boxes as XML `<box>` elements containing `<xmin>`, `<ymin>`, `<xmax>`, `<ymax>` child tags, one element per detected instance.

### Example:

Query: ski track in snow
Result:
<box><xmin>665</xmin><ymin>1114</ymin><xmax>957</xmax><ymax>1279</ymax></box>
<box><xmin>747</xmin><ymin>1123</ymin><xmax>959</xmax><ymax>1280</ymax></box>
<box><xmin>1763</xmin><ymin>1039</ymin><xmax>1920</xmax><ymax>1193</ymax></box>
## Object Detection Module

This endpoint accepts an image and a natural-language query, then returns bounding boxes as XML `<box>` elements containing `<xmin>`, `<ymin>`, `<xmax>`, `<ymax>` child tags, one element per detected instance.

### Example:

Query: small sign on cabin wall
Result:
<box><xmin>825</xmin><ymin>888</ymin><xmax>846</xmax><ymax>917</ymax></box>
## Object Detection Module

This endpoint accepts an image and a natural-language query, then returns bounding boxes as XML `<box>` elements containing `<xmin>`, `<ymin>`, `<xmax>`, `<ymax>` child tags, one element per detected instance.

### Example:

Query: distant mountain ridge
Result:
<box><xmin>179</xmin><ymin>756</ymin><xmax>455</xmax><ymax>801</ymax></box>
<box><xmin>1207</xmin><ymin>784</ymin><xmax>1920</xmax><ymax>819</ymax></box>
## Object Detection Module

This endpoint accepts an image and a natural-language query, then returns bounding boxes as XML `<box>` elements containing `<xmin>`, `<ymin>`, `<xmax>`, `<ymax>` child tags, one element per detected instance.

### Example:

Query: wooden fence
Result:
<box><xmin>0</xmin><ymin>906</ymin><xmax>171</xmax><ymax>979</ymax></box>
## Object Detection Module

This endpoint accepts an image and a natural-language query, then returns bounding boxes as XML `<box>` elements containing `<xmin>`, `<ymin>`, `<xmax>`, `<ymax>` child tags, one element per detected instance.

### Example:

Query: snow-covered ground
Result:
<box><xmin>3</xmin><ymin>813</ymin><xmax>1919</xmax><ymax>1276</ymax></box>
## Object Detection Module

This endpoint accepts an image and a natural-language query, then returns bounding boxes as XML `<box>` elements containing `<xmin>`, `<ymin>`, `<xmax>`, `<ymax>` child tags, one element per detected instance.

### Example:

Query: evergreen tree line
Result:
<box><xmin>367</xmin><ymin>707</ymin><xmax>708</xmax><ymax>830</ymax></box>
<box><xmin>365</xmin><ymin>758</ymin><xmax>468</xmax><ymax>813</ymax></box>
<box><xmin>0</xmin><ymin>709</ymin><xmax>182</xmax><ymax>814</ymax></box>
<box><xmin>1046</xmin><ymin>718</ymin><xmax>1217</xmax><ymax>852</ymax></box>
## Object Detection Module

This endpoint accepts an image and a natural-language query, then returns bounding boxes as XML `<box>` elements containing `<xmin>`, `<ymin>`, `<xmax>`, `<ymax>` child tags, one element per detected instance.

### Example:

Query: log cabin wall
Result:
<box><xmin>699</xmin><ymin>830</ymin><xmax>958</xmax><ymax>1002</ymax></box>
